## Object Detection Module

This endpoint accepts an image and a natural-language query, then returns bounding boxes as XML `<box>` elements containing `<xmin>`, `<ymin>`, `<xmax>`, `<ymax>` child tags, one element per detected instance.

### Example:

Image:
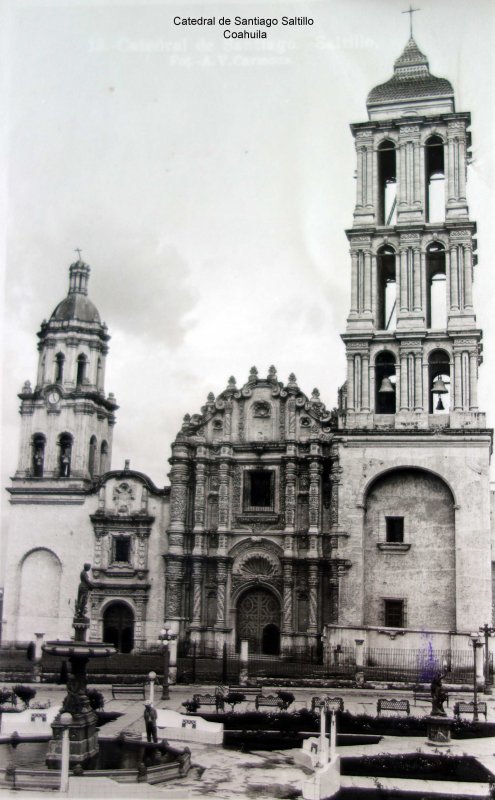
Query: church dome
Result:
<box><xmin>49</xmin><ymin>259</ymin><xmax>101</xmax><ymax>324</ymax></box>
<box><xmin>367</xmin><ymin>37</ymin><xmax>454</xmax><ymax>109</ymax></box>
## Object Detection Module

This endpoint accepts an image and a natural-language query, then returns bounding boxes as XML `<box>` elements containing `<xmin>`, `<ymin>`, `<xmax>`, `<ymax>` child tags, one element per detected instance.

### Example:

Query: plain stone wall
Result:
<box><xmin>336</xmin><ymin>433</ymin><xmax>492</xmax><ymax>636</ymax></box>
<box><xmin>363</xmin><ymin>469</ymin><xmax>455</xmax><ymax>629</ymax></box>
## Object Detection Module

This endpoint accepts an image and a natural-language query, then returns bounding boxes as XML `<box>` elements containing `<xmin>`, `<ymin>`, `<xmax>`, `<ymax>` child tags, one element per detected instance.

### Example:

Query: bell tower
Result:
<box><xmin>340</xmin><ymin>34</ymin><xmax>483</xmax><ymax>430</ymax></box>
<box><xmin>12</xmin><ymin>256</ymin><xmax>118</xmax><ymax>486</ymax></box>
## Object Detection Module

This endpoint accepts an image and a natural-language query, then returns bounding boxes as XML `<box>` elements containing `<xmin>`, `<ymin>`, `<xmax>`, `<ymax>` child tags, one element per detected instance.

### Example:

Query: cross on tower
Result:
<box><xmin>402</xmin><ymin>4</ymin><xmax>420</xmax><ymax>38</ymax></box>
<box><xmin>74</xmin><ymin>248</ymin><xmax>82</xmax><ymax>261</ymax></box>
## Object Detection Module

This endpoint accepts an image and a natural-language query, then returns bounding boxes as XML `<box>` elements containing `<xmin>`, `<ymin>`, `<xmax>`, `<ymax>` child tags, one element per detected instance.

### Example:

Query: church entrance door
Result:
<box><xmin>236</xmin><ymin>588</ymin><xmax>280</xmax><ymax>654</ymax></box>
<box><xmin>103</xmin><ymin>602</ymin><xmax>134</xmax><ymax>653</ymax></box>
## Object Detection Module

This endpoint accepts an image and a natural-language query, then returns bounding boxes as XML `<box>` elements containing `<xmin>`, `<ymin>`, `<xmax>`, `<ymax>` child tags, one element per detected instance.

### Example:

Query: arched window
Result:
<box><xmin>55</xmin><ymin>352</ymin><xmax>65</xmax><ymax>384</ymax></box>
<box><xmin>375</xmin><ymin>352</ymin><xmax>396</xmax><ymax>414</ymax></box>
<box><xmin>76</xmin><ymin>354</ymin><xmax>87</xmax><ymax>386</ymax></box>
<box><xmin>376</xmin><ymin>245</ymin><xmax>396</xmax><ymax>330</ymax></box>
<box><xmin>100</xmin><ymin>440</ymin><xmax>109</xmax><ymax>474</ymax></box>
<box><xmin>32</xmin><ymin>434</ymin><xmax>46</xmax><ymax>477</ymax></box>
<box><xmin>88</xmin><ymin>436</ymin><xmax>97</xmax><ymax>477</ymax></box>
<box><xmin>429</xmin><ymin>349</ymin><xmax>451</xmax><ymax>414</ymax></box>
<box><xmin>378</xmin><ymin>140</ymin><xmax>397</xmax><ymax>225</ymax></box>
<box><xmin>425</xmin><ymin>135</ymin><xmax>445</xmax><ymax>222</ymax></box>
<box><xmin>58</xmin><ymin>433</ymin><xmax>73</xmax><ymax>477</ymax></box>
<box><xmin>426</xmin><ymin>242</ymin><xmax>447</xmax><ymax>329</ymax></box>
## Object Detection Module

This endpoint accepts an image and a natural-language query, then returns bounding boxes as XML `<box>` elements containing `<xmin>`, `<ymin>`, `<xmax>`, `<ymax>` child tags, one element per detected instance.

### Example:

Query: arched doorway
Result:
<box><xmin>103</xmin><ymin>602</ymin><xmax>134</xmax><ymax>653</ymax></box>
<box><xmin>236</xmin><ymin>588</ymin><xmax>280</xmax><ymax>654</ymax></box>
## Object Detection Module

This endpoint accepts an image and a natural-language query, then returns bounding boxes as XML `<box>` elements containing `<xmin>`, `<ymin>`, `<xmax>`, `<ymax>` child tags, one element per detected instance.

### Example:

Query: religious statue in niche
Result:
<box><xmin>113</xmin><ymin>482</ymin><xmax>135</xmax><ymax>514</ymax></box>
<box><xmin>252</xmin><ymin>401</ymin><xmax>271</xmax><ymax>418</ymax></box>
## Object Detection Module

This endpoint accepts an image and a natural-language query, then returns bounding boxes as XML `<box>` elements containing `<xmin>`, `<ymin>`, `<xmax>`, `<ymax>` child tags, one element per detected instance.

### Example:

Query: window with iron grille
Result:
<box><xmin>385</xmin><ymin>516</ymin><xmax>404</xmax><ymax>543</ymax></box>
<box><xmin>113</xmin><ymin>536</ymin><xmax>131</xmax><ymax>563</ymax></box>
<box><xmin>384</xmin><ymin>598</ymin><xmax>405</xmax><ymax>628</ymax></box>
<box><xmin>243</xmin><ymin>470</ymin><xmax>275</xmax><ymax>511</ymax></box>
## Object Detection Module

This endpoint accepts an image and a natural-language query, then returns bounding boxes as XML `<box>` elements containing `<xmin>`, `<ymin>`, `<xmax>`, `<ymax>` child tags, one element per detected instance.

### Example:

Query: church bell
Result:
<box><xmin>432</xmin><ymin>376</ymin><xmax>448</xmax><ymax>394</ymax></box>
<box><xmin>378</xmin><ymin>376</ymin><xmax>395</xmax><ymax>394</ymax></box>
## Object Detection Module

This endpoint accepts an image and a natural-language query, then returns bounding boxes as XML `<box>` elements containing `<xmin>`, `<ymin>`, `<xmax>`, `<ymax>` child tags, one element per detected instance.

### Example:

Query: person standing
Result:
<box><xmin>144</xmin><ymin>702</ymin><xmax>158</xmax><ymax>742</ymax></box>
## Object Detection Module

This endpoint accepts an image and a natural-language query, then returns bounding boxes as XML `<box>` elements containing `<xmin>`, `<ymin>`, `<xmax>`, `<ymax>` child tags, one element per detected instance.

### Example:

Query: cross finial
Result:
<box><xmin>402</xmin><ymin>4</ymin><xmax>420</xmax><ymax>38</ymax></box>
<box><xmin>74</xmin><ymin>247</ymin><xmax>82</xmax><ymax>261</ymax></box>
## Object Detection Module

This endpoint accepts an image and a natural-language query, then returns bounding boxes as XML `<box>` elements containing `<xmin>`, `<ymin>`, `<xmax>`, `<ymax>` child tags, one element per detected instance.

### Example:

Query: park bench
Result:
<box><xmin>225</xmin><ymin>686</ymin><xmax>260</xmax><ymax>700</ymax></box>
<box><xmin>453</xmin><ymin>700</ymin><xmax>487</xmax><ymax>720</ymax></box>
<box><xmin>192</xmin><ymin>692</ymin><xmax>225</xmax><ymax>712</ymax></box>
<box><xmin>255</xmin><ymin>694</ymin><xmax>283</xmax><ymax>711</ymax></box>
<box><xmin>377</xmin><ymin>698</ymin><xmax>410</xmax><ymax>717</ymax></box>
<box><xmin>311</xmin><ymin>695</ymin><xmax>344</xmax><ymax>713</ymax></box>
<box><xmin>111</xmin><ymin>684</ymin><xmax>146</xmax><ymax>700</ymax></box>
<box><xmin>412</xmin><ymin>686</ymin><xmax>449</xmax><ymax>707</ymax></box>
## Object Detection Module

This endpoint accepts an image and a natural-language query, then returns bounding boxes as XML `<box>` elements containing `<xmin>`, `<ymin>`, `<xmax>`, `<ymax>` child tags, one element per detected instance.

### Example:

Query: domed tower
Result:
<box><xmin>341</xmin><ymin>33</ymin><xmax>480</xmax><ymax>427</ymax></box>
<box><xmin>13</xmin><ymin>257</ymin><xmax>118</xmax><ymax>485</ymax></box>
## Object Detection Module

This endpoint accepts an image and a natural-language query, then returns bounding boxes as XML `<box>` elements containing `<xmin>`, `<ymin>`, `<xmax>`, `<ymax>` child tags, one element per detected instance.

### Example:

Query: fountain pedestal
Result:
<box><xmin>43</xmin><ymin>615</ymin><xmax>115</xmax><ymax>770</ymax></box>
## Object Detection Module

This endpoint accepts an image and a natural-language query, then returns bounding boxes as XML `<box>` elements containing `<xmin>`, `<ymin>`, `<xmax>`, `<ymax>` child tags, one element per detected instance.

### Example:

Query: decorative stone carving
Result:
<box><xmin>112</xmin><ymin>482</ymin><xmax>135</xmax><ymax>514</ymax></box>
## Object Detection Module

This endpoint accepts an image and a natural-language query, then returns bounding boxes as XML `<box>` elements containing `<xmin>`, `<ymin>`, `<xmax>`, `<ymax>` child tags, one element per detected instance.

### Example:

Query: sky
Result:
<box><xmin>1</xmin><ymin>0</ymin><xmax>494</xmax><ymax>529</ymax></box>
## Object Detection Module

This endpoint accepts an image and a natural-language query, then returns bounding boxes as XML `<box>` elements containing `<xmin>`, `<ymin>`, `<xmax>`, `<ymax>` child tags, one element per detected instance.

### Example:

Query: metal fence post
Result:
<box><xmin>192</xmin><ymin>641</ymin><xmax>197</xmax><ymax>684</ymax></box>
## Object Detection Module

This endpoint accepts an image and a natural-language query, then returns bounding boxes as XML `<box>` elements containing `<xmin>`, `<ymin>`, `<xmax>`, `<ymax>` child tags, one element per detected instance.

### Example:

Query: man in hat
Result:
<box><xmin>144</xmin><ymin>701</ymin><xmax>158</xmax><ymax>742</ymax></box>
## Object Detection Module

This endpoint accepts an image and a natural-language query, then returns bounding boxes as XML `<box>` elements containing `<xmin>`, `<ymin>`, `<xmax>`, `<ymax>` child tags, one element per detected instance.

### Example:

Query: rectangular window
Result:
<box><xmin>243</xmin><ymin>470</ymin><xmax>275</xmax><ymax>511</ymax></box>
<box><xmin>114</xmin><ymin>536</ymin><xmax>131</xmax><ymax>563</ymax></box>
<box><xmin>384</xmin><ymin>599</ymin><xmax>405</xmax><ymax>628</ymax></box>
<box><xmin>385</xmin><ymin>516</ymin><xmax>404</xmax><ymax>543</ymax></box>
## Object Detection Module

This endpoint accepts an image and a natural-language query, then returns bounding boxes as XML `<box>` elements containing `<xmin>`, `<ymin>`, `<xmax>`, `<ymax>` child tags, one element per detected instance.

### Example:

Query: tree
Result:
<box><xmin>276</xmin><ymin>691</ymin><xmax>295</xmax><ymax>710</ymax></box>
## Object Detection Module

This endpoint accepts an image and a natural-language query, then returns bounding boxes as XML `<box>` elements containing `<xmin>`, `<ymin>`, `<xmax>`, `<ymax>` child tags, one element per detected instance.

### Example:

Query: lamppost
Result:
<box><xmin>479</xmin><ymin>623</ymin><xmax>494</xmax><ymax>695</ymax></box>
<box><xmin>159</xmin><ymin>628</ymin><xmax>177</xmax><ymax>701</ymax></box>
<box><xmin>470</xmin><ymin>633</ymin><xmax>484</xmax><ymax>721</ymax></box>
<box><xmin>59</xmin><ymin>712</ymin><xmax>72</xmax><ymax>792</ymax></box>
<box><xmin>148</xmin><ymin>670</ymin><xmax>157</xmax><ymax>704</ymax></box>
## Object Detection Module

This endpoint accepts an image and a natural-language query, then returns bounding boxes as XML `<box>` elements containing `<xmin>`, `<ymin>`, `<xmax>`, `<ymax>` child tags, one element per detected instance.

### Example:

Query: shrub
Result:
<box><xmin>224</xmin><ymin>692</ymin><xmax>245</xmax><ymax>711</ymax></box>
<box><xmin>277</xmin><ymin>691</ymin><xmax>295</xmax><ymax>710</ymax></box>
<box><xmin>13</xmin><ymin>685</ymin><xmax>36</xmax><ymax>707</ymax></box>
<box><xmin>182</xmin><ymin>699</ymin><xmax>199</xmax><ymax>713</ymax></box>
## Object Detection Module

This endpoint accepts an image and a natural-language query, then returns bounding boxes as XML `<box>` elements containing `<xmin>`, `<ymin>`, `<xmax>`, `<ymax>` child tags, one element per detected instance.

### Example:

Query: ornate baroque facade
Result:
<box><xmin>3</xmin><ymin>34</ymin><xmax>494</xmax><ymax>657</ymax></box>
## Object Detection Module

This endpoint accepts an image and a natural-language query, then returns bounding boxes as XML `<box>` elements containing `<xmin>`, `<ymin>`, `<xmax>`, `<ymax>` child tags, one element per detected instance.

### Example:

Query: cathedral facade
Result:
<box><xmin>3</xmin><ymin>36</ymin><xmax>493</xmax><ymax>659</ymax></box>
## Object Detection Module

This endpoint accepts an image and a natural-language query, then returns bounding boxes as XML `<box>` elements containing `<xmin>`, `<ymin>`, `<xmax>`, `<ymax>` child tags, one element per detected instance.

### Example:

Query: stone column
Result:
<box><xmin>354</xmin><ymin>638</ymin><xmax>365</xmax><ymax>686</ymax></box>
<box><xmin>308</xmin><ymin>563</ymin><xmax>319</xmax><ymax>634</ymax></box>
<box><xmin>282</xmin><ymin>561</ymin><xmax>294</xmax><ymax>634</ymax></box>
<box><xmin>450</xmin><ymin>246</ymin><xmax>459</xmax><ymax>310</ymax></box>
<box><xmin>469</xmin><ymin>352</ymin><xmax>478</xmax><ymax>411</ymax></box>
<box><xmin>168</xmin><ymin>449</ymin><xmax>190</xmax><ymax>551</ymax></box>
<box><xmin>346</xmin><ymin>354</ymin><xmax>355</xmax><ymax>411</ymax></box>
<box><xmin>350</xmin><ymin>251</ymin><xmax>358</xmax><ymax>314</ymax></box>
<box><xmin>217</xmin><ymin>457</ymin><xmax>231</xmax><ymax>535</ymax></box>
<box><xmin>453</xmin><ymin>351</ymin><xmax>463</xmax><ymax>411</ymax></box>
<box><xmin>413</xmin><ymin>248</ymin><xmax>421</xmax><ymax>311</ymax></box>
<box><xmin>364</xmin><ymin>251</ymin><xmax>372</xmax><ymax>313</ymax></box>
<box><xmin>399</xmin><ymin>354</ymin><xmax>408</xmax><ymax>411</ymax></box>
<box><xmin>215</xmin><ymin>559</ymin><xmax>229</xmax><ymax>628</ymax></box>
<box><xmin>414</xmin><ymin>353</ymin><xmax>423</xmax><ymax>411</ymax></box>
<box><xmin>464</xmin><ymin>245</ymin><xmax>473</xmax><ymax>310</ymax></box>
<box><xmin>361</xmin><ymin>354</ymin><xmax>370</xmax><ymax>412</ymax></box>
<box><xmin>399</xmin><ymin>249</ymin><xmax>408</xmax><ymax>312</ymax></box>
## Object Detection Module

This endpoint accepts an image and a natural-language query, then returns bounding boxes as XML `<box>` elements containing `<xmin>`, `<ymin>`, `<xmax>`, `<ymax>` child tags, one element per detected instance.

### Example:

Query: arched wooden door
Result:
<box><xmin>103</xmin><ymin>602</ymin><xmax>134</xmax><ymax>653</ymax></box>
<box><xmin>236</xmin><ymin>588</ymin><xmax>280</xmax><ymax>654</ymax></box>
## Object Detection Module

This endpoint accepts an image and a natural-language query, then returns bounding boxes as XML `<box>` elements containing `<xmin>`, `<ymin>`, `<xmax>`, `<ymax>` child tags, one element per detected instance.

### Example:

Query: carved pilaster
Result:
<box><xmin>168</xmin><ymin>454</ymin><xmax>190</xmax><ymax>544</ymax></box>
<box><xmin>308</xmin><ymin>563</ymin><xmax>319</xmax><ymax>634</ymax></box>
<box><xmin>193</xmin><ymin>461</ymin><xmax>207</xmax><ymax>531</ymax></box>
<box><xmin>218</xmin><ymin>457</ymin><xmax>232</xmax><ymax>532</ymax></box>
<box><xmin>284</xmin><ymin>459</ymin><xmax>297</xmax><ymax>530</ymax></box>
<box><xmin>215</xmin><ymin>559</ymin><xmax>229</xmax><ymax>627</ymax></box>
<box><xmin>308</xmin><ymin>460</ymin><xmax>322</xmax><ymax>532</ymax></box>
<box><xmin>165</xmin><ymin>557</ymin><xmax>184</xmax><ymax>619</ymax></box>
<box><xmin>191</xmin><ymin>559</ymin><xmax>203</xmax><ymax>626</ymax></box>
<box><xmin>282</xmin><ymin>560</ymin><xmax>294</xmax><ymax>633</ymax></box>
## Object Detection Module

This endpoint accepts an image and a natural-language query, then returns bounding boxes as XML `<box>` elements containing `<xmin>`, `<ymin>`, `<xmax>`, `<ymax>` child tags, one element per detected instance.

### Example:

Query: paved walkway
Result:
<box><xmin>1</xmin><ymin>683</ymin><xmax>495</xmax><ymax>798</ymax></box>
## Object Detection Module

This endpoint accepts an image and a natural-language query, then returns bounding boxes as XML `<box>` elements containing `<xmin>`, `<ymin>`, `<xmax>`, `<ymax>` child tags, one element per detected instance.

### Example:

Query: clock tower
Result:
<box><xmin>12</xmin><ymin>256</ymin><xmax>118</xmax><ymax>489</ymax></box>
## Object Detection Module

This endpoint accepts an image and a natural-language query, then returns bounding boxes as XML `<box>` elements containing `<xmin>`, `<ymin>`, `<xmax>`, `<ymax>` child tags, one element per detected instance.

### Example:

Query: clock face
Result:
<box><xmin>47</xmin><ymin>390</ymin><xmax>60</xmax><ymax>406</ymax></box>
